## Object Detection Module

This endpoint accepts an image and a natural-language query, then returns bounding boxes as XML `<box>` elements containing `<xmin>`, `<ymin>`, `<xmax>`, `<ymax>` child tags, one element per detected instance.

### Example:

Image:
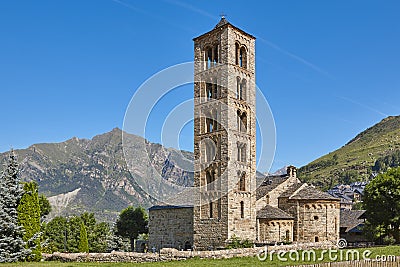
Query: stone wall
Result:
<box><xmin>278</xmin><ymin>198</ymin><xmax>340</xmax><ymax>243</ymax></box>
<box><xmin>42</xmin><ymin>241</ymin><xmax>336</xmax><ymax>263</ymax></box>
<box><xmin>148</xmin><ymin>206</ymin><xmax>193</xmax><ymax>250</ymax></box>
<box><xmin>258</xmin><ymin>219</ymin><xmax>294</xmax><ymax>243</ymax></box>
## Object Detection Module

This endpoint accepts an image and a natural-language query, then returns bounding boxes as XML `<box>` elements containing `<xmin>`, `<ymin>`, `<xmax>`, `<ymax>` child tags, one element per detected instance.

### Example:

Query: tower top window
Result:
<box><xmin>235</xmin><ymin>43</ymin><xmax>247</xmax><ymax>69</ymax></box>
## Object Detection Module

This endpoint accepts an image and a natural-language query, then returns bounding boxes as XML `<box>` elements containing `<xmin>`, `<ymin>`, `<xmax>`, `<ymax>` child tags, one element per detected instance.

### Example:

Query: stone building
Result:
<box><xmin>192</xmin><ymin>16</ymin><xmax>257</xmax><ymax>250</ymax></box>
<box><xmin>255</xmin><ymin>166</ymin><xmax>340</xmax><ymax>244</ymax></box>
<box><xmin>148</xmin><ymin>206</ymin><xmax>193</xmax><ymax>250</ymax></box>
<box><xmin>148</xmin><ymin>18</ymin><xmax>340</xmax><ymax>251</ymax></box>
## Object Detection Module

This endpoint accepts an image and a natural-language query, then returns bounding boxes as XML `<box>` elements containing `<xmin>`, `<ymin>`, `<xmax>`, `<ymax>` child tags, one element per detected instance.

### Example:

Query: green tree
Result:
<box><xmin>0</xmin><ymin>151</ymin><xmax>29</xmax><ymax>262</ymax></box>
<box><xmin>116</xmin><ymin>206</ymin><xmax>148</xmax><ymax>251</ymax></box>
<box><xmin>43</xmin><ymin>213</ymin><xmax>110</xmax><ymax>253</ymax></box>
<box><xmin>78</xmin><ymin>221</ymin><xmax>89</xmax><ymax>253</ymax></box>
<box><xmin>364</xmin><ymin>167</ymin><xmax>400</xmax><ymax>243</ymax></box>
<box><xmin>352</xmin><ymin>201</ymin><xmax>364</xmax><ymax>210</ymax></box>
<box><xmin>38</xmin><ymin>194</ymin><xmax>51</xmax><ymax>219</ymax></box>
<box><xmin>66</xmin><ymin>216</ymin><xmax>83</xmax><ymax>253</ymax></box>
<box><xmin>79</xmin><ymin>212</ymin><xmax>109</xmax><ymax>253</ymax></box>
<box><xmin>107</xmin><ymin>224</ymin><xmax>130</xmax><ymax>252</ymax></box>
<box><xmin>43</xmin><ymin>216</ymin><xmax>68</xmax><ymax>253</ymax></box>
<box><xmin>91</xmin><ymin>222</ymin><xmax>110</xmax><ymax>253</ymax></box>
<box><xmin>17</xmin><ymin>181</ymin><xmax>42</xmax><ymax>261</ymax></box>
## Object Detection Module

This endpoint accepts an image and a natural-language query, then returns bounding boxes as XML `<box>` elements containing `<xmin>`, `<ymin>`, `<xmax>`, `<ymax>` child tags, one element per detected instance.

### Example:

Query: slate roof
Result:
<box><xmin>257</xmin><ymin>205</ymin><xmax>293</xmax><ymax>220</ymax></box>
<box><xmin>279</xmin><ymin>183</ymin><xmax>340</xmax><ymax>201</ymax></box>
<box><xmin>291</xmin><ymin>186</ymin><xmax>340</xmax><ymax>200</ymax></box>
<box><xmin>256</xmin><ymin>175</ymin><xmax>289</xmax><ymax>200</ymax></box>
<box><xmin>279</xmin><ymin>183</ymin><xmax>304</xmax><ymax>198</ymax></box>
<box><xmin>148</xmin><ymin>205</ymin><xmax>193</xmax><ymax>211</ymax></box>
<box><xmin>340</xmin><ymin>209</ymin><xmax>366</xmax><ymax>233</ymax></box>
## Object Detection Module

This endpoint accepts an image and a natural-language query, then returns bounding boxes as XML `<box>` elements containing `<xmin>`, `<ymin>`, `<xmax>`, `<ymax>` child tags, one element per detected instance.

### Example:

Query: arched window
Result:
<box><xmin>236</xmin><ymin>77</ymin><xmax>241</xmax><ymax>99</ymax></box>
<box><xmin>209</xmin><ymin>202</ymin><xmax>213</xmax><ymax>218</ymax></box>
<box><xmin>205</xmin><ymin>140</ymin><xmax>215</xmax><ymax>162</ymax></box>
<box><xmin>206</xmin><ymin>83</ymin><xmax>213</xmax><ymax>100</ymax></box>
<box><xmin>206</xmin><ymin>170</ymin><xmax>215</xmax><ymax>190</ymax></box>
<box><xmin>237</xmin><ymin>110</ymin><xmax>241</xmax><ymax>131</ymax></box>
<box><xmin>213</xmin><ymin>45</ymin><xmax>219</xmax><ymax>65</ymax></box>
<box><xmin>241</xmin><ymin>79</ymin><xmax>247</xmax><ymax>100</ymax></box>
<box><xmin>285</xmin><ymin>230</ymin><xmax>290</xmax><ymax>242</ymax></box>
<box><xmin>240</xmin><ymin>201</ymin><xmax>244</xmax><ymax>218</ymax></box>
<box><xmin>238</xmin><ymin>112</ymin><xmax>247</xmax><ymax>132</ymax></box>
<box><xmin>206</xmin><ymin>171</ymin><xmax>212</xmax><ymax>187</ymax></box>
<box><xmin>239</xmin><ymin>47</ymin><xmax>247</xmax><ymax>69</ymax></box>
<box><xmin>237</xmin><ymin>143</ymin><xmax>247</xmax><ymax>163</ymax></box>
<box><xmin>235</xmin><ymin>43</ymin><xmax>240</xmax><ymax>65</ymax></box>
<box><xmin>213</xmin><ymin>83</ymin><xmax>219</xmax><ymax>99</ymax></box>
<box><xmin>206</xmin><ymin>47</ymin><xmax>212</xmax><ymax>69</ymax></box>
<box><xmin>206</xmin><ymin>118</ymin><xmax>213</xmax><ymax>133</ymax></box>
<box><xmin>239</xmin><ymin>172</ymin><xmax>246</xmax><ymax>191</ymax></box>
<box><xmin>241</xmin><ymin>144</ymin><xmax>246</xmax><ymax>162</ymax></box>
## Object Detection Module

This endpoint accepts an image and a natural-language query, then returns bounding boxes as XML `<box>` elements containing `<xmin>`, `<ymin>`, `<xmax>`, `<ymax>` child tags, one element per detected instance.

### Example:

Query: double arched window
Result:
<box><xmin>206</xmin><ymin>169</ymin><xmax>215</xmax><ymax>191</ymax></box>
<box><xmin>205</xmin><ymin>79</ymin><xmax>220</xmax><ymax>100</ymax></box>
<box><xmin>204</xmin><ymin>109</ymin><xmax>219</xmax><ymax>133</ymax></box>
<box><xmin>235</xmin><ymin>43</ymin><xmax>247</xmax><ymax>69</ymax></box>
<box><xmin>204</xmin><ymin>44</ymin><xmax>219</xmax><ymax>69</ymax></box>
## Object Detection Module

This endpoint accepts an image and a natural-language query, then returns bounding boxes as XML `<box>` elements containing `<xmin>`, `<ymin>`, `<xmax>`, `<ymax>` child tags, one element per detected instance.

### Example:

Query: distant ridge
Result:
<box><xmin>0</xmin><ymin>128</ymin><xmax>193</xmax><ymax>222</ymax></box>
<box><xmin>298</xmin><ymin>115</ymin><xmax>400</xmax><ymax>190</ymax></box>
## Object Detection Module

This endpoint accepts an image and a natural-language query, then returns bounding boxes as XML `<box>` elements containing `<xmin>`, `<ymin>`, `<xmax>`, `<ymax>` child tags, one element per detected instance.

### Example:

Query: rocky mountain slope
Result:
<box><xmin>0</xmin><ymin>128</ymin><xmax>193</xmax><ymax>222</ymax></box>
<box><xmin>298</xmin><ymin>116</ymin><xmax>400</xmax><ymax>190</ymax></box>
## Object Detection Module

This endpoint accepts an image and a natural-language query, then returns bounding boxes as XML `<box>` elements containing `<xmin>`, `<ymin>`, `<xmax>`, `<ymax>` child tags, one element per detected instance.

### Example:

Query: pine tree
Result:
<box><xmin>107</xmin><ymin>224</ymin><xmax>130</xmax><ymax>252</ymax></box>
<box><xmin>78</xmin><ymin>221</ymin><xmax>89</xmax><ymax>253</ymax></box>
<box><xmin>17</xmin><ymin>181</ymin><xmax>42</xmax><ymax>261</ymax></box>
<box><xmin>42</xmin><ymin>216</ymin><xmax>68</xmax><ymax>253</ymax></box>
<box><xmin>0</xmin><ymin>150</ymin><xmax>29</xmax><ymax>262</ymax></box>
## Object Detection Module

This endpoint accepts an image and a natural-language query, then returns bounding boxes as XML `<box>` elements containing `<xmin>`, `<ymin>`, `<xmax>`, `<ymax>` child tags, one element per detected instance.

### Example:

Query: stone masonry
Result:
<box><xmin>192</xmin><ymin>17</ymin><xmax>257</xmax><ymax>250</ymax></box>
<box><xmin>148</xmin><ymin>19</ymin><xmax>340</xmax><ymax>251</ymax></box>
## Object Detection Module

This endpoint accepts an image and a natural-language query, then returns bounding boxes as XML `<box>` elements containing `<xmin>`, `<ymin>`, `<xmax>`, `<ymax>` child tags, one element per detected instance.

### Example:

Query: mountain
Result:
<box><xmin>298</xmin><ymin>115</ymin><xmax>400</xmax><ymax>190</ymax></box>
<box><xmin>266</xmin><ymin>166</ymin><xmax>288</xmax><ymax>176</ymax></box>
<box><xmin>0</xmin><ymin>128</ymin><xmax>193</xmax><ymax>223</ymax></box>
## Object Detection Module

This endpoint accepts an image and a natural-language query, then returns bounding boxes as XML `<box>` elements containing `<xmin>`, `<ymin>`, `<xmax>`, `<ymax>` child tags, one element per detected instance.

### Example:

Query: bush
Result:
<box><xmin>383</xmin><ymin>235</ymin><xmax>396</xmax><ymax>245</ymax></box>
<box><xmin>226</xmin><ymin>235</ymin><xmax>253</xmax><ymax>249</ymax></box>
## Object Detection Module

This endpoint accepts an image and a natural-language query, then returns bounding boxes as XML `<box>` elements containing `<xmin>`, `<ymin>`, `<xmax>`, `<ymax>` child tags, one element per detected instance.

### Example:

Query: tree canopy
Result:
<box><xmin>364</xmin><ymin>167</ymin><xmax>400</xmax><ymax>243</ymax></box>
<box><xmin>38</xmin><ymin>194</ymin><xmax>51</xmax><ymax>219</ymax></box>
<box><xmin>43</xmin><ymin>213</ymin><xmax>109</xmax><ymax>253</ymax></box>
<box><xmin>116</xmin><ymin>206</ymin><xmax>148</xmax><ymax>251</ymax></box>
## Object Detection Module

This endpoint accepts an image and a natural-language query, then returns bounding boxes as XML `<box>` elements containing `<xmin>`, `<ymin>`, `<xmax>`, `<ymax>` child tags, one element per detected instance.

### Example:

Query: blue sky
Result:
<box><xmin>1</xmin><ymin>0</ymin><xmax>399</xmax><ymax>172</ymax></box>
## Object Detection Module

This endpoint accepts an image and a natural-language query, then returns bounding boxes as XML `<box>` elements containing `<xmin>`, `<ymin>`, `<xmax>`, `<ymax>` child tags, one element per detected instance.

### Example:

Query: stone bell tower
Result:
<box><xmin>193</xmin><ymin>17</ymin><xmax>257</xmax><ymax>249</ymax></box>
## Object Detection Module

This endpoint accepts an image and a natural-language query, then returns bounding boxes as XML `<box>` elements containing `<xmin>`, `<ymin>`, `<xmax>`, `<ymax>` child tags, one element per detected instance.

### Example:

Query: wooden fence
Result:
<box><xmin>289</xmin><ymin>257</ymin><xmax>400</xmax><ymax>267</ymax></box>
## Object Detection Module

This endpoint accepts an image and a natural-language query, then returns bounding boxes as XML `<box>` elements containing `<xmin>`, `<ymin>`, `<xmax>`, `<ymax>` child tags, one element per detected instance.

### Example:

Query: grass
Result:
<box><xmin>0</xmin><ymin>246</ymin><xmax>399</xmax><ymax>267</ymax></box>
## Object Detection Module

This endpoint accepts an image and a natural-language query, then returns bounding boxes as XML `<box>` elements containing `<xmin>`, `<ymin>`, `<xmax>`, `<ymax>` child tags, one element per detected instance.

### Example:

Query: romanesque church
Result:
<box><xmin>148</xmin><ymin>18</ymin><xmax>340</xmax><ymax>250</ymax></box>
